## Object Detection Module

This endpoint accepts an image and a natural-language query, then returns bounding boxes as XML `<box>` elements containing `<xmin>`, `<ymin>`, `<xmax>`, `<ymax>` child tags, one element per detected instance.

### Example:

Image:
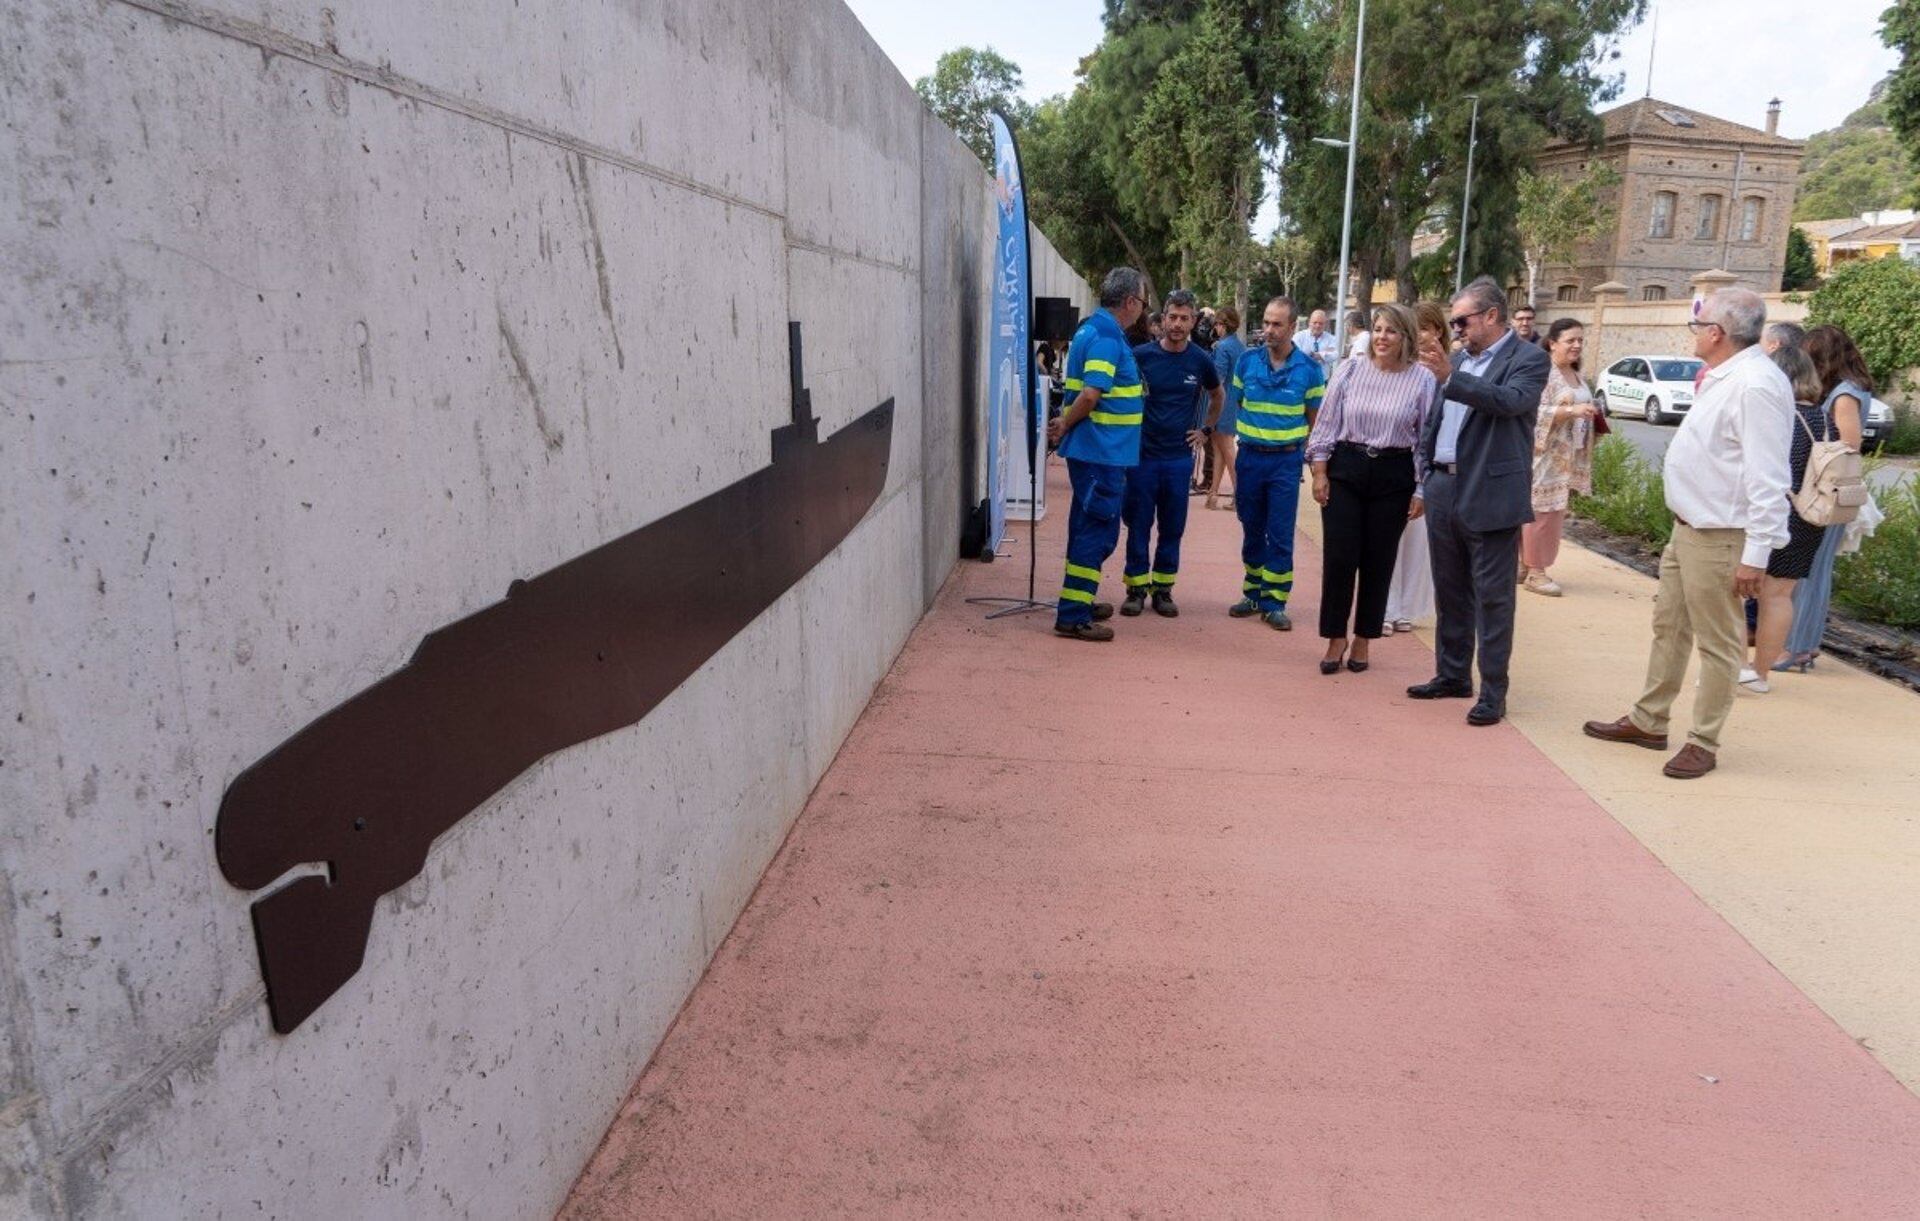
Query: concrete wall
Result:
<box><xmin>1543</xmin><ymin>295</ymin><xmax>1809</xmax><ymax>383</ymax></box>
<box><xmin>0</xmin><ymin>0</ymin><xmax>1086</xmax><ymax>1215</ymax></box>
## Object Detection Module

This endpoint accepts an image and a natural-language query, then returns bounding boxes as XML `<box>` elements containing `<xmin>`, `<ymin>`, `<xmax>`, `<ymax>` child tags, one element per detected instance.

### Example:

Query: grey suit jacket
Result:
<box><xmin>1418</xmin><ymin>331</ymin><xmax>1551</xmax><ymax>532</ymax></box>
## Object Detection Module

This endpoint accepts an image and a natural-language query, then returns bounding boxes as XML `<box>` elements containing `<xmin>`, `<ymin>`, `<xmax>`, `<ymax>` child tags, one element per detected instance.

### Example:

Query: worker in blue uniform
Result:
<box><xmin>1045</xmin><ymin>268</ymin><xmax>1149</xmax><ymax>642</ymax></box>
<box><xmin>1227</xmin><ymin>296</ymin><xmax>1326</xmax><ymax>629</ymax></box>
<box><xmin>1121</xmin><ymin>289</ymin><xmax>1222</xmax><ymax>618</ymax></box>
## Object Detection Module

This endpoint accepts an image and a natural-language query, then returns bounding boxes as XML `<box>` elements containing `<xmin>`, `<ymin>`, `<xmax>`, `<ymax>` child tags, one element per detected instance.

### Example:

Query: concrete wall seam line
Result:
<box><xmin>46</xmin><ymin>984</ymin><xmax>265</xmax><ymax>1169</ymax></box>
<box><xmin>784</xmin><ymin>236</ymin><xmax>919</xmax><ymax>279</ymax></box>
<box><xmin>106</xmin><ymin>0</ymin><xmax>787</xmax><ymax>225</ymax></box>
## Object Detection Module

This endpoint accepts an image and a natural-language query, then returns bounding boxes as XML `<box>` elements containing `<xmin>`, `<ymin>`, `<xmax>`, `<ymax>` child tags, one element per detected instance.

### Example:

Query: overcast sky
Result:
<box><xmin>842</xmin><ymin>0</ymin><xmax>1898</xmax><ymax>142</ymax></box>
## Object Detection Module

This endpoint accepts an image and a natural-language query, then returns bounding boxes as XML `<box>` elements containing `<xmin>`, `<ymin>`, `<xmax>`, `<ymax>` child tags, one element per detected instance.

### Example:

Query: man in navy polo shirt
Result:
<box><xmin>1121</xmin><ymin>289</ymin><xmax>1222</xmax><ymax>618</ymax></box>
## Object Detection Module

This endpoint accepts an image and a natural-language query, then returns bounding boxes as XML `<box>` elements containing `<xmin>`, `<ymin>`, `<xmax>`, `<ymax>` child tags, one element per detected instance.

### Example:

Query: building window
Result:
<box><xmin>1739</xmin><ymin>197</ymin><xmax>1764</xmax><ymax>242</ymax></box>
<box><xmin>1556</xmin><ymin>284</ymin><xmax>1579</xmax><ymax>303</ymax></box>
<box><xmin>1695</xmin><ymin>195</ymin><xmax>1722</xmax><ymax>241</ymax></box>
<box><xmin>1649</xmin><ymin>192</ymin><xmax>1676</xmax><ymax>239</ymax></box>
<box><xmin>1642</xmin><ymin>285</ymin><xmax>1667</xmax><ymax>302</ymax></box>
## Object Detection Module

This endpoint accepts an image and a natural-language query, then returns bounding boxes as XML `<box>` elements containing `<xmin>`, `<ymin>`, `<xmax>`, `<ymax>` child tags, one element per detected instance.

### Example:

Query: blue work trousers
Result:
<box><xmin>1235</xmin><ymin>444</ymin><xmax>1304</xmax><ymax>610</ymax></box>
<box><xmin>1057</xmin><ymin>457</ymin><xmax>1128</xmax><ymax>625</ymax></box>
<box><xmin>1122</xmin><ymin>456</ymin><xmax>1193</xmax><ymax>591</ymax></box>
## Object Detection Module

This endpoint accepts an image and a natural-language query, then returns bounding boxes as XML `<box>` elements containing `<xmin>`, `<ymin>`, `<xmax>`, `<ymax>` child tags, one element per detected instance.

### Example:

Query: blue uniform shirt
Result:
<box><xmin>1058</xmin><ymin>309</ymin><xmax>1144</xmax><ymax>467</ymax></box>
<box><xmin>1230</xmin><ymin>342</ymin><xmax>1326</xmax><ymax>446</ymax></box>
<box><xmin>1132</xmin><ymin>341</ymin><xmax>1220</xmax><ymax>462</ymax></box>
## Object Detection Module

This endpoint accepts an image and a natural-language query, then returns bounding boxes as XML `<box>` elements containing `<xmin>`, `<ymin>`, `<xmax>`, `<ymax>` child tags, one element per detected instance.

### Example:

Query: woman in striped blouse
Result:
<box><xmin>1306</xmin><ymin>303</ymin><xmax>1438</xmax><ymax>673</ymax></box>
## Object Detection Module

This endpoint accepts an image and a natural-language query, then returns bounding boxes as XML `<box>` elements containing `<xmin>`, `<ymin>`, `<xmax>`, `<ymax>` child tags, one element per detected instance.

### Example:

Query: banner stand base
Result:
<box><xmin>965</xmin><ymin>596</ymin><xmax>1052</xmax><ymax>621</ymax></box>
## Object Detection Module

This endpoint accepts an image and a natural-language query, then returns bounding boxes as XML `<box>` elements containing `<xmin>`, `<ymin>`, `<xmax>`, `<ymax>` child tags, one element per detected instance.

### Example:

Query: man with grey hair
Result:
<box><xmin>1584</xmin><ymin>287</ymin><xmax>1793</xmax><ymax>779</ymax></box>
<box><xmin>1300</xmin><ymin>309</ymin><xmax>1339</xmax><ymax>377</ymax></box>
<box><xmin>1410</xmin><ymin>275</ymin><xmax>1551</xmax><ymax>726</ymax></box>
<box><xmin>1046</xmin><ymin>267</ymin><xmax>1149</xmax><ymax>641</ymax></box>
<box><xmin>1762</xmin><ymin>320</ymin><xmax>1804</xmax><ymax>354</ymax></box>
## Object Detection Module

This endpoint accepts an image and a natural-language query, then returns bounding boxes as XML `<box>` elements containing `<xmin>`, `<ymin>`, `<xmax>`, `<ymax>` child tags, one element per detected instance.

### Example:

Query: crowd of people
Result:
<box><xmin>1043</xmin><ymin>267</ymin><xmax>1876</xmax><ymax>781</ymax></box>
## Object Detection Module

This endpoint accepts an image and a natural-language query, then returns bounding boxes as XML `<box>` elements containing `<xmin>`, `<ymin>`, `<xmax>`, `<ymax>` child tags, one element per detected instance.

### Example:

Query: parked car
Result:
<box><xmin>1862</xmin><ymin>396</ymin><xmax>1895</xmax><ymax>453</ymax></box>
<box><xmin>1597</xmin><ymin>356</ymin><xmax>1705</xmax><ymax>425</ymax></box>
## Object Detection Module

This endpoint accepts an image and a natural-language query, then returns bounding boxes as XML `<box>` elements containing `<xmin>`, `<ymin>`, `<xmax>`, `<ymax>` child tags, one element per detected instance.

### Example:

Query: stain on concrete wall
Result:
<box><xmin>0</xmin><ymin>0</ymin><xmax>1087</xmax><ymax>1214</ymax></box>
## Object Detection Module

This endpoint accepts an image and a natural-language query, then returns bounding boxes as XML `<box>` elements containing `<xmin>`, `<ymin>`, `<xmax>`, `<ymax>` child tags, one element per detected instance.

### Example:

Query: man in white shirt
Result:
<box><xmin>1300</xmin><ymin>309</ymin><xmax>1340</xmax><ymax>377</ymax></box>
<box><xmin>1583</xmin><ymin>288</ymin><xmax>1793</xmax><ymax>779</ymax></box>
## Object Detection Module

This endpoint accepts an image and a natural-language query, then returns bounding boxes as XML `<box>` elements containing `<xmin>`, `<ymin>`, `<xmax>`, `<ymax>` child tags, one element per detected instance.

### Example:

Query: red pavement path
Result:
<box><xmin>562</xmin><ymin>462</ymin><xmax>1920</xmax><ymax>1218</ymax></box>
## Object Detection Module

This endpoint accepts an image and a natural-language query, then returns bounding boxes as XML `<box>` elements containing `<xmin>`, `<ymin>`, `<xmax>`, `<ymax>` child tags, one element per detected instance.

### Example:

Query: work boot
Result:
<box><xmin>1090</xmin><ymin>602</ymin><xmax>1115</xmax><ymax>621</ymax></box>
<box><xmin>1151</xmin><ymin>590</ymin><xmax>1179</xmax><ymax>618</ymax></box>
<box><xmin>1120</xmin><ymin>589</ymin><xmax>1147</xmax><ymax>617</ymax></box>
<box><xmin>1228</xmin><ymin>596</ymin><xmax>1261</xmax><ymax>618</ymax></box>
<box><xmin>1054</xmin><ymin>621</ymin><xmax>1115</xmax><ymax>642</ymax></box>
<box><xmin>1262</xmin><ymin>609</ymin><xmax>1292</xmax><ymax>631</ymax></box>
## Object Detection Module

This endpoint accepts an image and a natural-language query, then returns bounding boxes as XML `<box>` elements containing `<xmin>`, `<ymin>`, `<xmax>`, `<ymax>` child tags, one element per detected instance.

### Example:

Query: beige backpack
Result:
<box><xmin>1790</xmin><ymin>407</ymin><xmax>1868</xmax><ymax>526</ymax></box>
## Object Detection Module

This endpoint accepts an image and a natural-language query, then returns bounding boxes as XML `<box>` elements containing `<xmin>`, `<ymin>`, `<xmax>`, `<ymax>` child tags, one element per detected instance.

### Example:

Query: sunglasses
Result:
<box><xmin>1448</xmin><ymin>306</ymin><xmax>1491</xmax><ymax>330</ymax></box>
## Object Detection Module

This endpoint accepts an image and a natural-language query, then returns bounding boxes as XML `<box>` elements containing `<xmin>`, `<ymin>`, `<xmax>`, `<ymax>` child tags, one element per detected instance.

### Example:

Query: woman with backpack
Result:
<box><xmin>1774</xmin><ymin>326</ymin><xmax>1872</xmax><ymax>674</ymax></box>
<box><xmin>1741</xmin><ymin>347</ymin><xmax>1831</xmax><ymax>693</ymax></box>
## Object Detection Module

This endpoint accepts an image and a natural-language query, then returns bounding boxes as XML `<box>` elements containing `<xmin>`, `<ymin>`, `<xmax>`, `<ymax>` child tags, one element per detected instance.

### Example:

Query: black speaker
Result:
<box><xmin>1034</xmin><ymin>297</ymin><xmax>1080</xmax><ymax>343</ymax></box>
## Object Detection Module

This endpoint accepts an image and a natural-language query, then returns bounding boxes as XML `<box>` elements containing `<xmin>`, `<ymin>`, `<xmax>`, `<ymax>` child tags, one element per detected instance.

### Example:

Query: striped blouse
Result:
<box><xmin>1304</xmin><ymin>357</ymin><xmax>1437</xmax><ymax>471</ymax></box>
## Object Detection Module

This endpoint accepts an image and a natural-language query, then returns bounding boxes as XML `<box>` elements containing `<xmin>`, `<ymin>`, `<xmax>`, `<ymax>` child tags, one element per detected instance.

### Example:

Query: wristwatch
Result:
<box><xmin>1202</xmin><ymin>426</ymin><xmax>1214</xmax><ymax>436</ymax></box>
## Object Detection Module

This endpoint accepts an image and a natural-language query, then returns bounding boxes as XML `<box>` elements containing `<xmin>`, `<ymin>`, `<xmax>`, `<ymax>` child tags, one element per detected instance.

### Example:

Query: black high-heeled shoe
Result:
<box><xmin>1345</xmin><ymin>656</ymin><xmax>1370</xmax><ymax>673</ymax></box>
<box><xmin>1319</xmin><ymin>647</ymin><xmax>1346</xmax><ymax>675</ymax></box>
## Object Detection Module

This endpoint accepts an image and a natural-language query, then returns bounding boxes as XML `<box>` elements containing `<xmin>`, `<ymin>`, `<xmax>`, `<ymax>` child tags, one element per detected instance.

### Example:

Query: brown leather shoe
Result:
<box><xmin>1054</xmin><ymin>621</ymin><xmax>1114</xmax><ymax>642</ymax></box>
<box><xmin>1581</xmin><ymin>716</ymin><xmax>1669</xmax><ymax>751</ymax></box>
<box><xmin>1663</xmin><ymin>743</ymin><xmax>1717</xmax><ymax>779</ymax></box>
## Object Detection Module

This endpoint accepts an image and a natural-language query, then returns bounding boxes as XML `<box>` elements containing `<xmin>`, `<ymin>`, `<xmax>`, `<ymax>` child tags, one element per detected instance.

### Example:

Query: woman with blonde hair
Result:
<box><xmin>1305</xmin><ymin>302</ymin><xmax>1437</xmax><ymax>672</ymax></box>
<box><xmin>1519</xmin><ymin>318</ymin><xmax>1599</xmax><ymax>596</ymax></box>
<box><xmin>1381</xmin><ymin>301</ymin><xmax>1448</xmax><ymax>631</ymax></box>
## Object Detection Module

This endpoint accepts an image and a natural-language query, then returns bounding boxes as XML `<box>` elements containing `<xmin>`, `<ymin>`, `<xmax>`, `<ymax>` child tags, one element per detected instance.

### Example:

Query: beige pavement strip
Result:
<box><xmin>1296</xmin><ymin>508</ymin><xmax>1920</xmax><ymax>1092</ymax></box>
<box><xmin>1505</xmin><ymin>537</ymin><xmax>1920</xmax><ymax>1093</ymax></box>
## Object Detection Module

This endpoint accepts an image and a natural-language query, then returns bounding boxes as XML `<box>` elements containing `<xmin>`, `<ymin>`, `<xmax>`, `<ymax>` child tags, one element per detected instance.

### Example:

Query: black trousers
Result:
<box><xmin>1318</xmin><ymin>446</ymin><xmax>1415</xmax><ymax>640</ymax></box>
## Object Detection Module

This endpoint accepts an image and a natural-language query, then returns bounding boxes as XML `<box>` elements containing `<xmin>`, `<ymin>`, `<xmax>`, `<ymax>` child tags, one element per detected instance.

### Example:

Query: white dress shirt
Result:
<box><xmin>1301</xmin><ymin>329</ymin><xmax>1339</xmax><ymax>376</ymax></box>
<box><xmin>1433</xmin><ymin>327</ymin><xmax>1515</xmax><ymax>464</ymax></box>
<box><xmin>1661</xmin><ymin>343</ymin><xmax>1794</xmax><ymax>568</ymax></box>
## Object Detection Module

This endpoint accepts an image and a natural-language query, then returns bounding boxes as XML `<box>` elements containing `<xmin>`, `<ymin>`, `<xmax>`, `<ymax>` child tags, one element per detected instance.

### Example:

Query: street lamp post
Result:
<box><xmin>1454</xmin><ymin>94</ymin><xmax>1480</xmax><ymax>294</ymax></box>
<box><xmin>1328</xmin><ymin>0</ymin><xmax>1367</xmax><ymax>360</ymax></box>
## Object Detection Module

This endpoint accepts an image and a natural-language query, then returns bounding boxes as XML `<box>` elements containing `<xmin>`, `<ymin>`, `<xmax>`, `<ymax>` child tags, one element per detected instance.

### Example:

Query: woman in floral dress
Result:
<box><xmin>1519</xmin><ymin>319</ymin><xmax>1597</xmax><ymax>597</ymax></box>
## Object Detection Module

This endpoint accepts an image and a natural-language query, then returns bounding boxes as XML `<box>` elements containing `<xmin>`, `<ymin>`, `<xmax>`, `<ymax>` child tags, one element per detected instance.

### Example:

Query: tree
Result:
<box><xmin>1514</xmin><ymin>162</ymin><xmax>1621</xmax><ymax>306</ymax></box>
<box><xmin>914</xmin><ymin>47</ymin><xmax>1032</xmax><ymax>166</ymax></box>
<box><xmin>1883</xmin><ymin>0</ymin><xmax>1920</xmax><ymax>164</ymax></box>
<box><xmin>1782</xmin><ymin>226</ymin><xmax>1819</xmax><ymax>291</ymax></box>
<box><xmin>1129</xmin><ymin>0</ymin><xmax>1266</xmax><ymax>315</ymax></box>
<box><xmin>1807</xmin><ymin>255</ymin><xmax>1920</xmax><ymax>391</ymax></box>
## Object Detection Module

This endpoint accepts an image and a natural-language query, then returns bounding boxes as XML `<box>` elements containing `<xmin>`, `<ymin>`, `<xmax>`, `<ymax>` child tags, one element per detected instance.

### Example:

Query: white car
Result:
<box><xmin>1597</xmin><ymin>355</ymin><xmax>1704</xmax><ymax>425</ymax></box>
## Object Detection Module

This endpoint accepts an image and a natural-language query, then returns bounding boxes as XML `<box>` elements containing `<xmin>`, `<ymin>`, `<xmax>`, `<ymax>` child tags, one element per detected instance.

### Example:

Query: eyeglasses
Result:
<box><xmin>1685</xmin><ymin>319</ymin><xmax>1721</xmax><ymax>333</ymax></box>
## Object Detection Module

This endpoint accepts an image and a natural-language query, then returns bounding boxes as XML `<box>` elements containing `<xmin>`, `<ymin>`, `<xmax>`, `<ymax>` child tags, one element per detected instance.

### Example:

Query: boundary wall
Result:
<box><xmin>0</xmin><ymin>0</ymin><xmax>1089</xmax><ymax>1214</ymax></box>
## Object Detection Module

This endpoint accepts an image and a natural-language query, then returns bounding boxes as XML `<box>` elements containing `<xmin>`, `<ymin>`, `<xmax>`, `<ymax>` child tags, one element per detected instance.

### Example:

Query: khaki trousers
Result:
<box><xmin>1631</xmin><ymin>523</ymin><xmax>1745</xmax><ymax>751</ymax></box>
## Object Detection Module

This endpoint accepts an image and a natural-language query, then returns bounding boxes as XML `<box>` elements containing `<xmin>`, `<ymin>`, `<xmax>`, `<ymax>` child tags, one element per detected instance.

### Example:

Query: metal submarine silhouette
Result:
<box><xmin>216</xmin><ymin>323</ymin><xmax>894</xmax><ymax>1032</ymax></box>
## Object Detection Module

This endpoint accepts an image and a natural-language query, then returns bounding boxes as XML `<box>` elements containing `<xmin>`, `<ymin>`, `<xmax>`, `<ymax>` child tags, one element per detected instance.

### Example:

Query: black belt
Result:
<box><xmin>1242</xmin><ymin>442</ymin><xmax>1303</xmax><ymax>454</ymax></box>
<box><xmin>1430</xmin><ymin>461</ymin><xmax>1458</xmax><ymax>475</ymax></box>
<box><xmin>1336</xmin><ymin>441</ymin><xmax>1412</xmax><ymax>458</ymax></box>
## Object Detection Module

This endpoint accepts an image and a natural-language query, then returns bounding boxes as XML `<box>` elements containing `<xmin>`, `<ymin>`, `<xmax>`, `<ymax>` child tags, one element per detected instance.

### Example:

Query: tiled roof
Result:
<box><xmin>1831</xmin><ymin>218</ymin><xmax>1920</xmax><ymax>244</ymax></box>
<box><xmin>1798</xmin><ymin>217</ymin><xmax>1871</xmax><ymax>240</ymax></box>
<box><xmin>1548</xmin><ymin>97</ymin><xmax>1803</xmax><ymax>150</ymax></box>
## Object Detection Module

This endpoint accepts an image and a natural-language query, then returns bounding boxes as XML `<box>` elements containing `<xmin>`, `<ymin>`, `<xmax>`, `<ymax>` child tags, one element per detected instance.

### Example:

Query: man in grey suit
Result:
<box><xmin>1408</xmin><ymin>277</ymin><xmax>1551</xmax><ymax>725</ymax></box>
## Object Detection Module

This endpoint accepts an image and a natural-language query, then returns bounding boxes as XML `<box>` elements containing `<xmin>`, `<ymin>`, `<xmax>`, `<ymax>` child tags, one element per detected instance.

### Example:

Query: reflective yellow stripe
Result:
<box><xmin>1149</xmin><ymin>571</ymin><xmax>1176</xmax><ymax>584</ymax></box>
<box><xmin>1088</xmin><ymin>411</ymin><xmax>1143</xmax><ymax>425</ymax></box>
<box><xmin>1065</xmin><ymin>562</ymin><xmax>1102</xmax><ymax>582</ymax></box>
<box><xmin>1238</xmin><ymin>421</ymin><xmax>1311</xmax><ymax>442</ymax></box>
<box><xmin>1063</xmin><ymin>377</ymin><xmax>1085</xmax><ymax>391</ymax></box>
<box><xmin>1104</xmin><ymin>384</ymin><xmax>1143</xmax><ymax>399</ymax></box>
<box><xmin>1261</xmin><ymin>568</ymin><xmax>1294</xmax><ymax>584</ymax></box>
<box><xmin>1241</xmin><ymin>399</ymin><xmax>1305</xmax><ymax>414</ymax></box>
<box><xmin>1232</xmin><ymin>375</ymin><xmax>1244</xmax><ymax>389</ymax></box>
<box><xmin>1305</xmin><ymin>385</ymin><xmax>1326</xmax><ymax>401</ymax></box>
<box><xmin>1058</xmin><ymin>587</ymin><xmax>1094</xmax><ymax>604</ymax></box>
<box><xmin>1123</xmin><ymin>572</ymin><xmax>1152</xmax><ymax>587</ymax></box>
<box><xmin>1084</xmin><ymin>359</ymin><xmax>1118</xmax><ymax>376</ymax></box>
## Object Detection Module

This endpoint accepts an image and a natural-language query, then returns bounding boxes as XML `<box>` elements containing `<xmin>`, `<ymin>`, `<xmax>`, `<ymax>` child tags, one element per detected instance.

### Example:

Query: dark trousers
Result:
<box><xmin>1235</xmin><ymin>444</ymin><xmax>1304</xmax><ymax>610</ymax></box>
<box><xmin>1122</xmin><ymin>456</ymin><xmax>1193</xmax><ymax>590</ymax></box>
<box><xmin>1423</xmin><ymin>469</ymin><xmax>1519</xmax><ymax>707</ymax></box>
<box><xmin>1056</xmin><ymin>458</ymin><xmax>1127</xmax><ymax>626</ymax></box>
<box><xmin>1318</xmin><ymin>446</ymin><xmax>1415</xmax><ymax>640</ymax></box>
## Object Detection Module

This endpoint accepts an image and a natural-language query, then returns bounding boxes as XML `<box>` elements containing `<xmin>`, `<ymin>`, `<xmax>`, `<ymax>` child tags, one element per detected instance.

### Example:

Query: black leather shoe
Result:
<box><xmin>1120</xmin><ymin>590</ymin><xmax>1147</xmax><ymax>617</ymax></box>
<box><xmin>1467</xmin><ymin>700</ymin><xmax>1504</xmax><ymax>726</ymax></box>
<box><xmin>1406</xmin><ymin>678</ymin><xmax>1474</xmax><ymax>700</ymax></box>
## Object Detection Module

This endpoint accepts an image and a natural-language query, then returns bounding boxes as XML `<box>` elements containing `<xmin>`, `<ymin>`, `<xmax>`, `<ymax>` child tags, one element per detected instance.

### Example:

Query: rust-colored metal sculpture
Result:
<box><xmin>216</xmin><ymin>324</ymin><xmax>894</xmax><ymax>1033</ymax></box>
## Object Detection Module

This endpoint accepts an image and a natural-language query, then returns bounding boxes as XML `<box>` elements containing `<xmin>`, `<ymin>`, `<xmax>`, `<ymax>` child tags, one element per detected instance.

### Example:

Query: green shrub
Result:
<box><xmin>1571</xmin><ymin>435</ymin><xmax>1671</xmax><ymax>547</ymax></box>
<box><xmin>1806</xmin><ymin>257</ymin><xmax>1920</xmax><ymax>391</ymax></box>
<box><xmin>1833</xmin><ymin>479</ymin><xmax>1920</xmax><ymax>629</ymax></box>
<box><xmin>1882</xmin><ymin>404</ymin><xmax>1920</xmax><ymax>457</ymax></box>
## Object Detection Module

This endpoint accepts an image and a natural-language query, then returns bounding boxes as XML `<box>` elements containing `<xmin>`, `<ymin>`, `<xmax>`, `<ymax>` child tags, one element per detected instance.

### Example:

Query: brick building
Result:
<box><xmin>1533</xmin><ymin>97</ymin><xmax>1804</xmax><ymax>305</ymax></box>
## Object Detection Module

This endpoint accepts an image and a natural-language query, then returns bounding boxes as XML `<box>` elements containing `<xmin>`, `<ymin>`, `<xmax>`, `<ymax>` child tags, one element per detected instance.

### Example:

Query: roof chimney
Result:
<box><xmin>1766</xmin><ymin>98</ymin><xmax>1782</xmax><ymax>137</ymax></box>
